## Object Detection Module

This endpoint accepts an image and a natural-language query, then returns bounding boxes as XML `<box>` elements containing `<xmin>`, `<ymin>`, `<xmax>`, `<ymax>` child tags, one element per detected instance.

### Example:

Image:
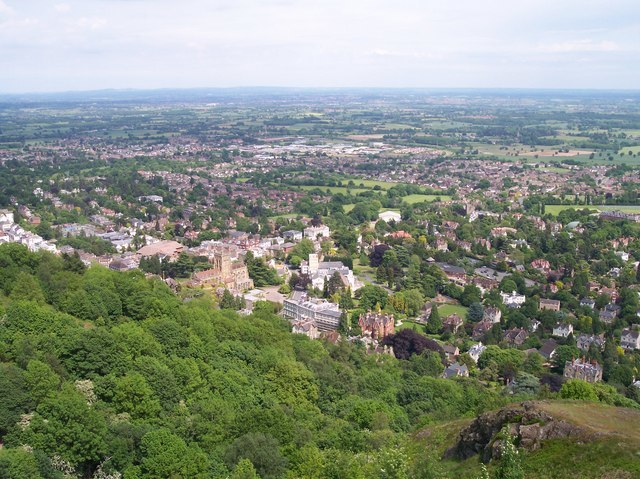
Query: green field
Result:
<box><xmin>541</xmin><ymin>166</ymin><xmax>572</xmax><ymax>173</ymax></box>
<box><xmin>339</xmin><ymin>178</ymin><xmax>398</xmax><ymax>190</ymax></box>
<box><xmin>618</xmin><ymin>146</ymin><xmax>640</xmax><ymax>155</ymax></box>
<box><xmin>342</xmin><ymin>204</ymin><xmax>355</xmax><ymax>213</ymax></box>
<box><xmin>396</xmin><ymin>320</ymin><xmax>427</xmax><ymax>334</ymax></box>
<box><xmin>438</xmin><ymin>304</ymin><xmax>468</xmax><ymax>319</ymax></box>
<box><xmin>299</xmin><ymin>185</ymin><xmax>370</xmax><ymax>195</ymax></box>
<box><xmin>545</xmin><ymin>204</ymin><xmax>640</xmax><ymax>216</ymax></box>
<box><xmin>402</xmin><ymin>194</ymin><xmax>452</xmax><ymax>204</ymax></box>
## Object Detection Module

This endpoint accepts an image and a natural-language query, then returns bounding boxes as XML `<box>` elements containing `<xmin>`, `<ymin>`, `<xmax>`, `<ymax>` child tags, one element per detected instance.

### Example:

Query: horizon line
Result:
<box><xmin>2</xmin><ymin>85</ymin><xmax>640</xmax><ymax>97</ymax></box>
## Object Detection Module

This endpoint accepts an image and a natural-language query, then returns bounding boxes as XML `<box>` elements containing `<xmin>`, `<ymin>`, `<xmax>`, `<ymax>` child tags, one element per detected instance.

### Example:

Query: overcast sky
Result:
<box><xmin>1</xmin><ymin>0</ymin><xmax>638</xmax><ymax>92</ymax></box>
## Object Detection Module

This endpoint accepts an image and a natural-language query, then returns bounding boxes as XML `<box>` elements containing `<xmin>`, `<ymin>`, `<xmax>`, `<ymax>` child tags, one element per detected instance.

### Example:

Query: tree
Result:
<box><xmin>225</xmin><ymin>433</ymin><xmax>287</xmax><ymax>479</ymax></box>
<box><xmin>358</xmin><ymin>284</ymin><xmax>388</xmax><ymax>310</ymax></box>
<box><xmin>290</xmin><ymin>239</ymin><xmax>315</xmax><ymax>261</ymax></box>
<box><xmin>377</xmin><ymin>445</ymin><xmax>409</xmax><ymax>479</ymax></box>
<box><xmin>220</xmin><ymin>289</ymin><xmax>238</xmax><ymax>310</ymax></box>
<box><xmin>62</xmin><ymin>251</ymin><xmax>87</xmax><ymax>274</ymax></box>
<box><xmin>327</xmin><ymin>271</ymin><xmax>346</xmax><ymax>297</ymax></box>
<box><xmin>425</xmin><ymin>306</ymin><xmax>442</xmax><ymax>334</ymax></box>
<box><xmin>230</xmin><ymin>459</ymin><xmax>260</xmax><ymax>479</ymax></box>
<box><xmin>560</xmin><ymin>379</ymin><xmax>598</xmax><ymax>401</ymax></box>
<box><xmin>522</xmin><ymin>352</ymin><xmax>544</xmax><ymax>377</ymax></box>
<box><xmin>460</xmin><ymin>285</ymin><xmax>482</xmax><ymax>307</ymax></box>
<box><xmin>10</xmin><ymin>272</ymin><xmax>46</xmax><ymax>304</ymax></box>
<box><xmin>0</xmin><ymin>364</ymin><xmax>29</xmax><ymax>437</ymax></box>
<box><xmin>132</xmin><ymin>428</ymin><xmax>210</xmax><ymax>479</ymax></box>
<box><xmin>0</xmin><ymin>448</ymin><xmax>43</xmax><ymax>479</ymax></box>
<box><xmin>24</xmin><ymin>384</ymin><xmax>108</xmax><ymax>473</ymax></box>
<box><xmin>245</xmin><ymin>252</ymin><xmax>282</xmax><ymax>287</ymax></box>
<box><xmin>112</xmin><ymin>373</ymin><xmax>162</xmax><ymax>420</ymax></box>
<box><xmin>467</xmin><ymin>302</ymin><xmax>484</xmax><ymax>323</ymax></box>
<box><xmin>512</xmin><ymin>372</ymin><xmax>540</xmax><ymax>396</ymax></box>
<box><xmin>339</xmin><ymin>290</ymin><xmax>354</xmax><ymax>310</ymax></box>
<box><xmin>408</xmin><ymin>350</ymin><xmax>445</xmax><ymax>377</ymax></box>
<box><xmin>402</xmin><ymin>289</ymin><xmax>425</xmax><ymax>317</ymax></box>
<box><xmin>500</xmin><ymin>278</ymin><xmax>518</xmax><ymax>294</ymax></box>
<box><xmin>383</xmin><ymin>329</ymin><xmax>444</xmax><ymax>360</ymax></box>
<box><xmin>24</xmin><ymin>360</ymin><xmax>60</xmax><ymax>405</ymax></box>
<box><xmin>369</xmin><ymin>244</ymin><xmax>391</xmax><ymax>268</ymax></box>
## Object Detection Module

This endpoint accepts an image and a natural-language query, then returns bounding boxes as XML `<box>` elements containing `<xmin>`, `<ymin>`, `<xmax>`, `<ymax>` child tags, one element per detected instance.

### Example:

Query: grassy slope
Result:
<box><xmin>415</xmin><ymin>401</ymin><xmax>640</xmax><ymax>479</ymax></box>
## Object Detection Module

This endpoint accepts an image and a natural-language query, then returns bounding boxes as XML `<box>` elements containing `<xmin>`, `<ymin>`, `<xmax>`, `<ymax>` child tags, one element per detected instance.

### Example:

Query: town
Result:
<box><xmin>0</xmin><ymin>89</ymin><xmax>639</xmax><ymax>478</ymax></box>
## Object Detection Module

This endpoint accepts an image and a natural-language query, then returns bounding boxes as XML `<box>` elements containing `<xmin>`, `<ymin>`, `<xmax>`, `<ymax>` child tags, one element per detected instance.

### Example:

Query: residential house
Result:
<box><xmin>531</xmin><ymin>258</ymin><xmax>551</xmax><ymax>271</ymax></box>
<box><xmin>468</xmin><ymin>342</ymin><xmax>486</xmax><ymax>363</ymax></box>
<box><xmin>292</xmin><ymin>320</ymin><xmax>320</xmax><ymax>340</ymax></box>
<box><xmin>282</xmin><ymin>230</ymin><xmax>303</xmax><ymax>241</ymax></box>
<box><xmin>620</xmin><ymin>329</ymin><xmax>640</xmax><ymax>350</ymax></box>
<box><xmin>435</xmin><ymin>238</ymin><xmax>449</xmax><ymax>252</ymax></box>
<box><xmin>472</xmin><ymin>320</ymin><xmax>495</xmax><ymax>340</ymax></box>
<box><xmin>483</xmin><ymin>306</ymin><xmax>502</xmax><ymax>324</ymax></box>
<box><xmin>540</xmin><ymin>298</ymin><xmax>561</xmax><ymax>312</ymax></box>
<box><xmin>443</xmin><ymin>362</ymin><xmax>469</xmax><ymax>379</ymax></box>
<box><xmin>442</xmin><ymin>344</ymin><xmax>459</xmax><ymax>363</ymax></box>
<box><xmin>576</xmin><ymin>334</ymin><xmax>605</xmax><ymax>351</ymax></box>
<box><xmin>437</xmin><ymin>263</ymin><xmax>467</xmax><ymax>285</ymax></box>
<box><xmin>443</xmin><ymin>314</ymin><xmax>464</xmax><ymax>333</ymax></box>
<box><xmin>504</xmin><ymin>327</ymin><xmax>529</xmax><ymax>346</ymax></box>
<box><xmin>539</xmin><ymin>339</ymin><xmax>558</xmax><ymax>360</ymax></box>
<box><xmin>580</xmin><ymin>298</ymin><xmax>596</xmax><ymax>309</ymax></box>
<box><xmin>564</xmin><ymin>358</ymin><xmax>603</xmax><ymax>383</ymax></box>
<box><xmin>599</xmin><ymin>304</ymin><xmax>620</xmax><ymax>324</ymax></box>
<box><xmin>552</xmin><ymin>323</ymin><xmax>574</xmax><ymax>338</ymax></box>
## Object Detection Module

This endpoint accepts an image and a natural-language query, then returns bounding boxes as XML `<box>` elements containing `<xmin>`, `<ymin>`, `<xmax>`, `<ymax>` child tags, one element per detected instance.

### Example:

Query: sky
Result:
<box><xmin>0</xmin><ymin>0</ymin><xmax>638</xmax><ymax>93</ymax></box>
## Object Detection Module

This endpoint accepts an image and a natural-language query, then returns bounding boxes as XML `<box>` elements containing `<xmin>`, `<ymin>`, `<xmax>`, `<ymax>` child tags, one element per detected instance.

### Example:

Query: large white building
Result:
<box><xmin>301</xmin><ymin>254</ymin><xmax>362</xmax><ymax>292</ymax></box>
<box><xmin>378</xmin><ymin>211</ymin><xmax>402</xmax><ymax>223</ymax></box>
<box><xmin>303</xmin><ymin>225</ymin><xmax>331</xmax><ymax>239</ymax></box>
<box><xmin>501</xmin><ymin>291</ymin><xmax>526</xmax><ymax>308</ymax></box>
<box><xmin>283</xmin><ymin>291</ymin><xmax>342</xmax><ymax>332</ymax></box>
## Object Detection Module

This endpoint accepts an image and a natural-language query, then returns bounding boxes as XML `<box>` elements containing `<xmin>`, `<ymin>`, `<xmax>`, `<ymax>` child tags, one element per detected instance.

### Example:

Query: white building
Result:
<box><xmin>378</xmin><ymin>211</ymin><xmax>402</xmax><ymax>223</ymax></box>
<box><xmin>468</xmin><ymin>342</ymin><xmax>486</xmax><ymax>363</ymax></box>
<box><xmin>283</xmin><ymin>230</ymin><xmax>303</xmax><ymax>241</ymax></box>
<box><xmin>302</xmin><ymin>254</ymin><xmax>362</xmax><ymax>292</ymax></box>
<box><xmin>283</xmin><ymin>291</ymin><xmax>342</xmax><ymax>332</ymax></box>
<box><xmin>621</xmin><ymin>329</ymin><xmax>640</xmax><ymax>350</ymax></box>
<box><xmin>303</xmin><ymin>225</ymin><xmax>331</xmax><ymax>239</ymax></box>
<box><xmin>552</xmin><ymin>323</ymin><xmax>574</xmax><ymax>338</ymax></box>
<box><xmin>500</xmin><ymin>291</ymin><xmax>526</xmax><ymax>308</ymax></box>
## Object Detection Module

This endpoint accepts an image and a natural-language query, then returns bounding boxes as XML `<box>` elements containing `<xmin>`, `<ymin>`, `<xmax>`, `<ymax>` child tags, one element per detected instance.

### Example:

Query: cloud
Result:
<box><xmin>0</xmin><ymin>0</ymin><xmax>13</xmax><ymax>15</ymax></box>
<box><xmin>0</xmin><ymin>0</ymin><xmax>639</xmax><ymax>91</ymax></box>
<box><xmin>539</xmin><ymin>40</ymin><xmax>622</xmax><ymax>53</ymax></box>
<box><xmin>54</xmin><ymin>3</ymin><xmax>71</xmax><ymax>13</ymax></box>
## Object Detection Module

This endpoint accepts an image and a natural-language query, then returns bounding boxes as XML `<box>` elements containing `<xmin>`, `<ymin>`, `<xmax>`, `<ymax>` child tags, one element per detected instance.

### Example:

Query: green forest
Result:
<box><xmin>0</xmin><ymin>243</ymin><xmax>513</xmax><ymax>479</ymax></box>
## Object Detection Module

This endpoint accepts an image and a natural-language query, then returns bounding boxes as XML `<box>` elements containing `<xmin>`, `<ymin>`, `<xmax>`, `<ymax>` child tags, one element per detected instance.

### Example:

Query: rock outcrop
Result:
<box><xmin>445</xmin><ymin>401</ymin><xmax>588</xmax><ymax>462</ymax></box>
